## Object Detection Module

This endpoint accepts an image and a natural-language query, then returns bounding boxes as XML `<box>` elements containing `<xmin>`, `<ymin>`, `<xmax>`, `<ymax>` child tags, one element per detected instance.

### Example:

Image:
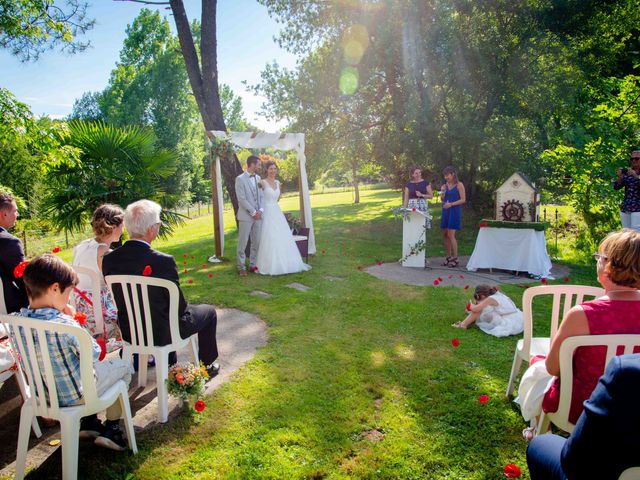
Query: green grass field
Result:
<box><xmin>35</xmin><ymin>189</ymin><xmax>599</xmax><ymax>479</ymax></box>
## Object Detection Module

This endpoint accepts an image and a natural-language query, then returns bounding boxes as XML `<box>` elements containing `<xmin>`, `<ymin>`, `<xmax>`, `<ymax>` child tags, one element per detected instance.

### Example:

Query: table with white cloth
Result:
<box><xmin>466</xmin><ymin>227</ymin><xmax>552</xmax><ymax>278</ymax></box>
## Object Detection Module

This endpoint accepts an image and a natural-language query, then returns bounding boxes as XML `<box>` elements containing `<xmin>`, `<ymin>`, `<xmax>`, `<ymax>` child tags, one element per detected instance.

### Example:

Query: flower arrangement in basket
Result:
<box><xmin>166</xmin><ymin>362</ymin><xmax>209</xmax><ymax>420</ymax></box>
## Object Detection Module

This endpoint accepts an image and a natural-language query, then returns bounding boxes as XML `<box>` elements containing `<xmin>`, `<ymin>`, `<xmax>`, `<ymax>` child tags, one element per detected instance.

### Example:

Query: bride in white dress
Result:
<box><xmin>256</xmin><ymin>161</ymin><xmax>311</xmax><ymax>275</ymax></box>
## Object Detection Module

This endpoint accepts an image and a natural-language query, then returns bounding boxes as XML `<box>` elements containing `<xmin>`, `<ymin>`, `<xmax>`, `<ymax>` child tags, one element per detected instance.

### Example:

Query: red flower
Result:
<box><xmin>466</xmin><ymin>301</ymin><xmax>471</xmax><ymax>312</ymax></box>
<box><xmin>142</xmin><ymin>265</ymin><xmax>152</xmax><ymax>276</ymax></box>
<box><xmin>524</xmin><ymin>285</ymin><xmax>530</xmax><ymax>289</ymax></box>
<box><xmin>187</xmin><ymin>279</ymin><xmax>193</xmax><ymax>284</ymax></box>
<box><xmin>437</xmin><ymin>277</ymin><xmax>443</xmax><ymax>282</ymax></box>
<box><xmin>208</xmin><ymin>273</ymin><xmax>214</xmax><ymax>278</ymax></box>
<box><xmin>464</xmin><ymin>285</ymin><xmax>469</xmax><ymax>290</ymax></box>
<box><xmin>541</xmin><ymin>278</ymin><xmax>548</xmax><ymax>284</ymax></box>
<box><xmin>478</xmin><ymin>394</ymin><xmax>490</xmax><ymax>404</ymax></box>
<box><xmin>563</xmin><ymin>276</ymin><xmax>570</xmax><ymax>283</ymax></box>
<box><xmin>183</xmin><ymin>261</ymin><xmax>187</xmax><ymax>265</ymax></box>
<box><xmin>504</xmin><ymin>464</ymin><xmax>521</xmax><ymax>478</ymax></box>
<box><xmin>73</xmin><ymin>311</ymin><xmax>87</xmax><ymax>326</ymax></box>
<box><xmin>412</xmin><ymin>208</ymin><xmax>416</xmax><ymax>212</ymax></box>
<box><xmin>377</xmin><ymin>260</ymin><xmax>383</xmax><ymax>266</ymax></box>
<box><xmin>451</xmin><ymin>338</ymin><xmax>460</xmax><ymax>347</ymax></box>
<box><xmin>433</xmin><ymin>280</ymin><xmax>440</xmax><ymax>286</ymax></box>
<box><xmin>194</xmin><ymin>400</ymin><xmax>206</xmax><ymax>412</ymax></box>
<box><xmin>202</xmin><ymin>264</ymin><xmax>207</xmax><ymax>268</ymax></box>
<box><xmin>191</xmin><ymin>255</ymin><xmax>194</xmax><ymax>259</ymax></box>
<box><xmin>175</xmin><ymin>373</ymin><xmax>185</xmax><ymax>385</ymax></box>
<box><xmin>459</xmin><ymin>275</ymin><xmax>464</xmax><ymax>279</ymax></box>
<box><xmin>13</xmin><ymin>261</ymin><xmax>29</xmax><ymax>278</ymax></box>
<box><xmin>479</xmin><ymin>222</ymin><xmax>488</xmax><ymax>228</ymax></box>
<box><xmin>183</xmin><ymin>254</ymin><xmax>187</xmax><ymax>258</ymax></box>
<box><xmin>52</xmin><ymin>246</ymin><xmax>60</xmax><ymax>253</ymax></box>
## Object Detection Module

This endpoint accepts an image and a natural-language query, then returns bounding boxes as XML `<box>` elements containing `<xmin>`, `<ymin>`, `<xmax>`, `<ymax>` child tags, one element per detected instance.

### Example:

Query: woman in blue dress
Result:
<box><xmin>440</xmin><ymin>166</ymin><xmax>466</xmax><ymax>267</ymax></box>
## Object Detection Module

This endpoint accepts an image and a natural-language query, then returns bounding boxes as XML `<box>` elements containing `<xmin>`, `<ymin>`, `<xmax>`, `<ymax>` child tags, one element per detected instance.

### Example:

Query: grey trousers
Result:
<box><xmin>237</xmin><ymin>219</ymin><xmax>262</xmax><ymax>270</ymax></box>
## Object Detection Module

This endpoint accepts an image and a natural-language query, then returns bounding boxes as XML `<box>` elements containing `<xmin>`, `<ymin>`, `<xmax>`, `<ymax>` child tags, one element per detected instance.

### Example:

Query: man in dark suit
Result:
<box><xmin>0</xmin><ymin>191</ymin><xmax>28</xmax><ymax>313</ymax></box>
<box><xmin>102</xmin><ymin>199</ymin><xmax>219</xmax><ymax>375</ymax></box>
<box><xmin>527</xmin><ymin>353</ymin><xmax>640</xmax><ymax>479</ymax></box>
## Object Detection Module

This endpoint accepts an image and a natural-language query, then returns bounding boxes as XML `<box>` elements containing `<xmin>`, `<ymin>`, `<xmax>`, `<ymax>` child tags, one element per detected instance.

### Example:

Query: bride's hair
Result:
<box><xmin>264</xmin><ymin>160</ymin><xmax>278</xmax><ymax>172</ymax></box>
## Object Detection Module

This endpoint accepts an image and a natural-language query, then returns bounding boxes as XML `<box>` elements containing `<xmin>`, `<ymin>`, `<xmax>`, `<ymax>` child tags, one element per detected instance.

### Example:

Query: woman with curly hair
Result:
<box><xmin>72</xmin><ymin>204</ymin><xmax>124</xmax><ymax>340</ymax></box>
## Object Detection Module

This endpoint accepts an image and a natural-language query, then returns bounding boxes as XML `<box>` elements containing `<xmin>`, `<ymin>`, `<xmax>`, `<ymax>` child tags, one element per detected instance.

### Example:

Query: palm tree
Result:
<box><xmin>43</xmin><ymin>121</ymin><xmax>181</xmax><ymax>233</ymax></box>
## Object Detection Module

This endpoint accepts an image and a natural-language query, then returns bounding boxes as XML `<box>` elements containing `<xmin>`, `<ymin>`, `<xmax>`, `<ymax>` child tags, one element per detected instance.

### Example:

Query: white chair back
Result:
<box><xmin>71</xmin><ymin>266</ymin><xmax>105</xmax><ymax>335</ymax></box>
<box><xmin>619</xmin><ymin>467</ymin><xmax>640</xmax><ymax>480</ymax></box>
<box><xmin>105</xmin><ymin>274</ymin><xmax>182</xmax><ymax>350</ymax></box>
<box><xmin>1</xmin><ymin>314</ymin><xmax>100</xmax><ymax>419</ymax></box>
<box><xmin>540</xmin><ymin>334</ymin><xmax>640</xmax><ymax>434</ymax></box>
<box><xmin>522</xmin><ymin>285</ymin><xmax>605</xmax><ymax>350</ymax></box>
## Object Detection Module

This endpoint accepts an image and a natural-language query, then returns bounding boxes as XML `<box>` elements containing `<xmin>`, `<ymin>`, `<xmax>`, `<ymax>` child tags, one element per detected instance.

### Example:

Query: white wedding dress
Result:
<box><xmin>256</xmin><ymin>181</ymin><xmax>311</xmax><ymax>275</ymax></box>
<box><xmin>476</xmin><ymin>291</ymin><xmax>524</xmax><ymax>337</ymax></box>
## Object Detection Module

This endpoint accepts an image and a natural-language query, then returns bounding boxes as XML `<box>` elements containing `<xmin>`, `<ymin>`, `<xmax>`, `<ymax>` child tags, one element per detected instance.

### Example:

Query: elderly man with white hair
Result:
<box><xmin>103</xmin><ymin>199</ymin><xmax>219</xmax><ymax>376</ymax></box>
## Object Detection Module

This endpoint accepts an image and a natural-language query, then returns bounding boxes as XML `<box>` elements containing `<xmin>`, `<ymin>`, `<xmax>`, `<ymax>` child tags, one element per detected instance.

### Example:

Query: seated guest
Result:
<box><xmin>517</xmin><ymin>229</ymin><xmax>640</xmax><ymax>438</ymax></box>
<box><xmin>527</xmin><ymin>353</ymin><xmax>640</xmax><ymax>480</ymax></box>
<box><xmin>102</xmin><ymin>199</ymin><xmax>219</xmax><ymax>375</ymax></box>
<box><xmin>0</xmin><ymin>191</ymin><xmax>28</xmax><ymax>313</ymax></box>
<box><xmin>72</xmin><ymin>204</ymin><xmax>124</xmax><ymax>340</ymax></box>
<box><xmin>15</xmin><ymin>254</ymin><xmax>133</xmax><ymax>450</ymax></box>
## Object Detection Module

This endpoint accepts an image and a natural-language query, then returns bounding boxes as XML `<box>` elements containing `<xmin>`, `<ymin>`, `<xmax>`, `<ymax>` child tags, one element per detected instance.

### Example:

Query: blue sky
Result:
<box><xmin>0</xmin><ymin>0</ymin><xmax>298</xmax><ymax>131</ymax></box>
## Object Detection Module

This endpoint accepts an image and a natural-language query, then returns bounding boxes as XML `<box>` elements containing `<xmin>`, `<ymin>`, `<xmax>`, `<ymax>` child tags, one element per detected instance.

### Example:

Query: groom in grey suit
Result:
<box><xmin>235</xmin><ymin>155</ymin><xmax>264</xmax><ymax>276</ymax></box>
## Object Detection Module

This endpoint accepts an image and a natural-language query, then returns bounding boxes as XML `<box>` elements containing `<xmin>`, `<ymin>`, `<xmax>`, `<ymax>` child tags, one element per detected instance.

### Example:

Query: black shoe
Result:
<box><xmin>95</xmin><ymin>425</ymin><xmax>127</xmax><ymax>451</ymax></box>
<box><xmin>206</xmin><ymin>361</ymin><xmax>220</xmax><ymax>379</ymax></box>
<box><xmin>79</xmin><ymin>415</ymin><xmax>104</xmax><ymax>440</ymax></box>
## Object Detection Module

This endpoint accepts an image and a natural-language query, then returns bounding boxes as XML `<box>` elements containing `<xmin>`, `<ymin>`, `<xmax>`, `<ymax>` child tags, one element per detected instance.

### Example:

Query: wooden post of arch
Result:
<box><xmin>297</xmin><ymin>160</ymin><xmax>306</xmax><ymax>227</ymax></box>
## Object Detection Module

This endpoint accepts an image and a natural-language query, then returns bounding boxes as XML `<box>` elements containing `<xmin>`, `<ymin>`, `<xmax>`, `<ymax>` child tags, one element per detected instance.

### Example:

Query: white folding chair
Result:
<box><xmin>71</xmin><ymin>266</ymin><xmax>105</xmax><ymax>337</ymax></box>
<box><xmin>1</xmin><ymin>314</ymin><xmax>137</xmax><ymax>480</ymax></box>
<box><xmin>105</xmin><ymin>275</ymin><xmax>198</xmax><ymax>423</ymax></box>
<box><xmin>0</xmin><ymin>278</ymin><xmax>41</xmax><ymax>438</ymax></box>
<box><xmin>619</xmin><ymin>467</ymin><xmax>640</xmax><ymax>480</ymax></box>
<box><xmin>506</xmin><ymin>285</ymin><xmax>604</xmax><ymax>397</ymax></box>
<box><xmin>537</xmin><ymin>334</ymin><xmax>640</xmax><ymax>435</ymax></box>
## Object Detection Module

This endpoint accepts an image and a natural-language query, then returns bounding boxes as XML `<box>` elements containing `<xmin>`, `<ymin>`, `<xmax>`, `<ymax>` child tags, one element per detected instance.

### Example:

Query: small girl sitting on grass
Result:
<box><xmin>452</xmin><ymin>284</ymin><xmax>524</xmax><ymax>337</ymax></box>
<box><xmin>15</xmin><ymin>254</ymin><xmax>133</xmax><ymax>451</ymax></box>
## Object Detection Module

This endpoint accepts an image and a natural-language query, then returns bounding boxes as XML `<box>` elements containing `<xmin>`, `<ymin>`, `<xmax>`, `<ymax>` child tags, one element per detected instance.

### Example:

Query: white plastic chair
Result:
<box><xmin>1</xmin><ymin>313</ymin><xmax>137</xmax><ymax>480</ymax></box>
<box><xmin>619</xmin><ymin>467</ymin><xmax>640</xmax><ymax>480</ymax></box>
<box><xmin>71</xmin><ymin>266</ymin><xmax>105</xmax><ymax>336</ymax></box>
<box><xmin>0</xmin><ymin>278</ymin><xmax>41</xmax><ymax>437</ymax></box>
<box><xmin>506</xmin><ymin>285</ymin><xmax>605</xmax><ymax>397</ymax></box>
<box><xmin>536</xmin><ymin>334</ymin><xmax>640</xmax><ymax>435</ymax></box>
<box><xmin>105</xmin><ymin>275</ymin><xmax>198</xmax><ymax>423</ymax></box>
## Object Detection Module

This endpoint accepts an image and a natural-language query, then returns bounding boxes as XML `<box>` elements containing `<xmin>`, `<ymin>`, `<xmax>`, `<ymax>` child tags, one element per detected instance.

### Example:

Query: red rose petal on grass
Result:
<box><xmin>183</xmin><ymin>261</ymin><xmax>187</xmax><ymax>265</ymax></box>
<box><xmin>524</xmin><ymin>285</ymin><xmax>530</xmax><ymax>289</ymax></box>
<box><xmin>191</xmin><ymin>255</ymin><xmax>194</xmax><ymax>259</ymax></box>
<box><xmin>433</xmin><ymin>280</ymin><xmax>440</xmax><ymax>286</ymax></box>
<box><xmin>208</xmin><ymin>273</ymin><xmax>213</xmax><ymax>278</ymax></box>
<box><xmin>73</xmin><ymin>311</ymin><xmax>87</xmax><ymax>325</ymax></box>
<box><xmin>377</xmin><ymin>261</ymin><xmax>383</xmax><ymax>266</ymax></box>
<box><xmin>201</xmin><ymin>264</ymin><xmax>206</xmax><ymax>268</ymax></box>
<box><xmin>194</xmin><ymin>400</ymin><xmax>206</xmax><ymax>412</ymax></box>
<box><xmin>541</xmin><ymin>278</ymin><xmax>548</xmax><ymax>284</ymax></box>
<box><xmin>183</xmin><ymin>254</ymin><xmax>188</xmax><ymax>258</ymax></box>
<box><xmin>478</xmin><ymin>394</ymin><xmax>490</xmax><ymax>404</ymax></box>
<box><xmin>13</xmin><ymin>261</ymin><xmax>29</xmax><ymax>278</ymax></box>
<box><xmin>464</xmin><ymin>285</ymin><xmax>469</xmax><ymax>290</ymax></box>
<box><xmin>142</xmin><ymin>265</ymin><xmax>152</xmax><ymax>276</ymax></box>
<box><xmin>437</xmin><ymin>277</ymin><xmax>443</xmax><ymax>282</ymax></box>
<box><xmin>504</xmin><ymin>464</ymin><xmax>521</xmax><ymax>478</ymax></box>
<box><xmin>183</xmin><ymin>269</ymin><xmax>187</xmax><ymax>274</ymax></box>
<box><xmin>563</xmin><ymin>276</ymin><xmax>570</xmax><ymax>283</ymax></box>
<box><xmin>451</xmin><ymin>338</ymin><xmax>460</xmax><ymax>347</ymax></box>
<box><xmin>52</xmin><ymin>246</ymin><xmax>60</xmax><ymax>253</ymax></box>
<box><xmin>187</xmin><ymin>279</ymin><xmax>193</xmax><ymax>284</ymax></box>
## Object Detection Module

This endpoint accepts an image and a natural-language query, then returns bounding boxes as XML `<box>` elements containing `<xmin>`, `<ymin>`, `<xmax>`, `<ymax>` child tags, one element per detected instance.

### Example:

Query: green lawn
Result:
<box><xmin>36</xmin><ymin>189</ymin><xmax>598</xmax><ymax>479</ymax></box>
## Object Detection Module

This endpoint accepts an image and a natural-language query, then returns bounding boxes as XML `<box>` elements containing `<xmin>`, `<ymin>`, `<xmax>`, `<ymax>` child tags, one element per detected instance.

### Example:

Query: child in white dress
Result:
<box><xmin>452</xmin><ymin>284</ymin><xmax>524</xmax><ymax>337</ymax></box>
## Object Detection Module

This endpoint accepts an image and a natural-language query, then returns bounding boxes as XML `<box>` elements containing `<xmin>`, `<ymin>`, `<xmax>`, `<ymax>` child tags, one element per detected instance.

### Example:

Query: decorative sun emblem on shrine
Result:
<box><xmin>511</xmin><ymin>179</ymin><xmax>521</xmax><ymax>188</ymax></box>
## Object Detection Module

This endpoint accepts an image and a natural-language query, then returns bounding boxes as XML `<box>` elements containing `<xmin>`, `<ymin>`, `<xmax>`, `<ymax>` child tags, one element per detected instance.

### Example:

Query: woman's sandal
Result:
<box><xmin>441</xmin><ymin>256</ymin><xmax>451</xmax><ymax>266</ymax></box>
<box><xmin>448</xmin><ymin>256</ymin><xmax>459</xmax><ymax>268</ymax></box>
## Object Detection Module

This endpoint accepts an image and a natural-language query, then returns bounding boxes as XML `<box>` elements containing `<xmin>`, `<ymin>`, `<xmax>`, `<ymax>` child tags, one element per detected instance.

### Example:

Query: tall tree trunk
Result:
<box><xmin>352</xmin><ymin>161</ymin><xmax>360</xmax><ymax>204</ymax></box>
<box><xmin>169</xmin><ymin>0</ymin><xmax>243</xmax><ymax>215</ymax></box>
